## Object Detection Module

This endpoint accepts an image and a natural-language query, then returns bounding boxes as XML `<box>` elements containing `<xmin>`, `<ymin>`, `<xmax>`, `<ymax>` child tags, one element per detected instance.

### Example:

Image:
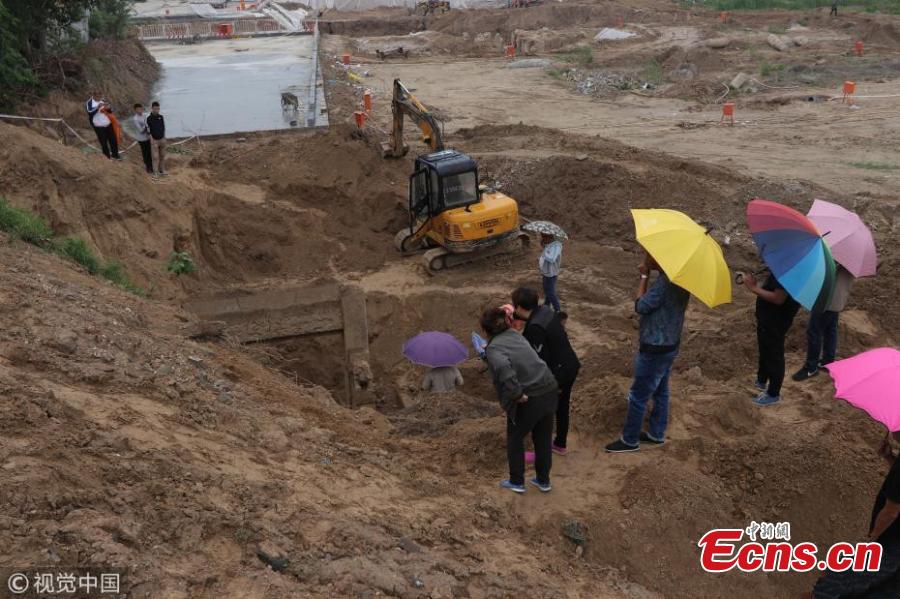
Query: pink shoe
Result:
<box><xmin>525</xmin><ymin>451</ymin><xmax>535</xmax><ymax>464</ymax></box>
<box><xmin>551</xmin><ymin>443</ymin><xmax>568</xmax><ymax>456</ymax></box>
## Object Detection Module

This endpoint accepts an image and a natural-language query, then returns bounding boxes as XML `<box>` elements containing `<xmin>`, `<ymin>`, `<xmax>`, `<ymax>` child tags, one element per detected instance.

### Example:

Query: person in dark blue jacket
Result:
<box><xmin>606</xmin><ymin>252</ymin><xmax>689</xmax><ymax>453</ymax></box>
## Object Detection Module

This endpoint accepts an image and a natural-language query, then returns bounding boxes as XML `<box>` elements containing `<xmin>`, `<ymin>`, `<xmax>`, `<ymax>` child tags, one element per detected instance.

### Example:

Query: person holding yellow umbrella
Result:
<box><xmin>605</xmin><ymin>209</ymin><xmax>731</xmax><ymax>453</ymax></box>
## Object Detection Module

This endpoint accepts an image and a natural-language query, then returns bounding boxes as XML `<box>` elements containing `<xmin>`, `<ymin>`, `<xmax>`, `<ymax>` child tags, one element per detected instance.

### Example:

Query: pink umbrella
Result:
<box><xmin>826</xmin><ymin>348</ymin><xmax>900</xmax><ymax>430</ymax></box>
<box><xmin>807</xmin><ymin>199</ymin><xmax>877</xmax><ymax>278</ymax></box>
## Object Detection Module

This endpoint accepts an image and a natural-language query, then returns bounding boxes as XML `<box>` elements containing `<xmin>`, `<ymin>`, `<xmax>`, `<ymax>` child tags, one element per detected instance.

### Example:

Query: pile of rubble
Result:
<box><xmin>557</xmin><ymin>68</ymin><xmax>646</xmax><ymax>96</ymax></box>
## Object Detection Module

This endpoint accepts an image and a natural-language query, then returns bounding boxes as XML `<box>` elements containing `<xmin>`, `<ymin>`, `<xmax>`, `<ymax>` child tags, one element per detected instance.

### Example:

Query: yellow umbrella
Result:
<box><xmin>631</xmin><ymin>209</ymin><xmax>732</xmax><ymax>308</ymax></box>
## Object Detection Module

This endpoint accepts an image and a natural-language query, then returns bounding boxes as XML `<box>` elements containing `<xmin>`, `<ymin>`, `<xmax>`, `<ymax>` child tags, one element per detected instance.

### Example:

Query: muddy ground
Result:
<box><xmin>0</xmin><ymin>0</ymin><xmax>898</xmax><ymax>597</ymax></box>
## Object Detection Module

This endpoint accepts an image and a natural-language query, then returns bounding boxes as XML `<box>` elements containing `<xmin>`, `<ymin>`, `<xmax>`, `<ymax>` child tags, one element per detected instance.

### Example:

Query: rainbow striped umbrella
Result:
<box><xmin>746</xmin><ymin>198</ymin><xmax>836</xmax><ymax>312</ymax></box>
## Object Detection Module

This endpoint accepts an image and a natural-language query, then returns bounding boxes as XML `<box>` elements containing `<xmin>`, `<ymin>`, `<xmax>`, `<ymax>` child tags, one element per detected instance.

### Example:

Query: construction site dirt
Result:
<box><xmin>0</xmin><ymin>0</ymin><xmax>898</xmax><ymax>597</ymax></box>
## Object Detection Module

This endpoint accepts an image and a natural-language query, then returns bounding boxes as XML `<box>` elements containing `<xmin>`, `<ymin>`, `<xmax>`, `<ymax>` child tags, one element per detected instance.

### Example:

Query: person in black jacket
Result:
<box><xmin>146</xmin><ymin>101</ymin><xmax>167</xmax><ymax>176</ymax></box>
<box><xmin>512</xmin><ymin>287</ymin><xmax>580</xmax><ymax>455</ymax></box>
<box><xmin>811</xmin><ymin>431</ymin><xmax>900</xmax><ymax>596</ymax></box>
<box><xmin>742</xmin><ymin>269</ymin><xmax>800</xmax><ymax>406</ymax></box>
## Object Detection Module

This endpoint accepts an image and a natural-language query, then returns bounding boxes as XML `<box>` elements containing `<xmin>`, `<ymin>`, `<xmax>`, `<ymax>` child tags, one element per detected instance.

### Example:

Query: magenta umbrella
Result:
<box><xmin>826</xmin><ymin>348</ymin><xmax>900</xmax><ymax>431</ymax></box>
<box><xmin>402</xmin><ymin>332</ymin><xmax>468</xmax><ymax>368</ymax></box>
<box><xmin>807</xmin><ymin>199</ymin><xmax>877</xmax><ymax>278</ymax></box>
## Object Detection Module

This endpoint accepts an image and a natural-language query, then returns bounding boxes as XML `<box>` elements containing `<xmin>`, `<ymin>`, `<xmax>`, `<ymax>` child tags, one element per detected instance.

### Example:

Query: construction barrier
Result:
<box><xmin>135</xmin><ymin>17</ymin><xmax>291</xmax><ymax>41</ymax></box>
<box><xmin>255</xmin><ymin>18</ymin><xmax>283</xmax><ymax>33</ymax></box>
<box><xmin>720</xmin><ymin>102</ymin><xmax>735</xmax><ymax>126</ymax></box>
<box><xmin>166</xmin><ymin>23</ymin><xmax>190</xmax><ymax>40</ymax></box>
<box><xmin>842</xmin><ymin>81</ymin><xmax>856</xmax><ymax>103</ymax></box>
<box><xmin>191</xmin><ymin>22</ymin><xmax>213</xmax><ymax>37</ymax></box>
<box><xmin>363</xmin><ymin>90</ymin><xmax>372</xmax><ymax>113</ymax></box>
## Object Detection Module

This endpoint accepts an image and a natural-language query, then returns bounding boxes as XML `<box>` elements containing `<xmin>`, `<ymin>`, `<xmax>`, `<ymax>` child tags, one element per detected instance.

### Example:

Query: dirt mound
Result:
<box><xmin>0</xmin><ymin>123</ymin><xmax>411</xmax><ymax>300</ymax></box>
<box><xmin>321</xmin><ymin>2</ymin><xmax>656</xmax><ymax>40</ymax></box>
<box><xmin>432</xmin><ymin>3</ymin><xmax>635</xmax><ymax>38</ymax></box>
<box><xmin>351</xmin><ymin>30</ymin><xmax>508</xmax><ymax>58</ymax></box>
<box><xmin>457</xmin><ymin>125</ymin><xmax>755</xmax><ymax>244</ymax></box>
<box><xmin>321</xmin><ymin>13</ymin><xmax>424</xmax><ymax>37</ymax></box>
<box><xmin>858</xmin><ymin>19</ymin><xmax>900</xmax><ymax>45</ymax></box>
<box><xmin>195</xmin><ymin>126</ymin><xmax>411</xmax><ymax>275</ymax></box>
<box><xmin>2</xmin><ymin>231</ymin><xmax>652</xmax><ymax>597</ymax></box>
<box><xmin>658</xmin><ymin>45</ymin><xmax>728</xmax><ymax>79</ymax></box>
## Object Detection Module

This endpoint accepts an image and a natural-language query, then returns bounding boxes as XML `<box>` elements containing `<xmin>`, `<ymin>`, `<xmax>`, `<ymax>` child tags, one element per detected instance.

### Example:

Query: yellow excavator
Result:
<box><xmin>384</xmin><ymin>79</ymin><xmax>529</xmax><ymax>273</ymax></box>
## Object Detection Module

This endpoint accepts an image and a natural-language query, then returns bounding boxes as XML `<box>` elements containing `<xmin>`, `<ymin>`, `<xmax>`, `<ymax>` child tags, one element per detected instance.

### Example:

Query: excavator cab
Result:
<box><xmin>396</xmin><ymin>149</ymin><xmax>526</xmax><ymax>271</ymax></box>
<box><xmin>409</xmin><ymin>150</ymin><xmax>479</xmax><ymax>224</ymax></box>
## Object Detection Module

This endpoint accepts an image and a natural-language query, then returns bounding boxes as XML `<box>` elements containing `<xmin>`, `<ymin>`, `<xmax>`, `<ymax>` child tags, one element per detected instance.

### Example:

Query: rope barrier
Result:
<box><xmin>0</xmin><ymin>113</ymin><xmax>197</xmax><ymax>155</ymax></box>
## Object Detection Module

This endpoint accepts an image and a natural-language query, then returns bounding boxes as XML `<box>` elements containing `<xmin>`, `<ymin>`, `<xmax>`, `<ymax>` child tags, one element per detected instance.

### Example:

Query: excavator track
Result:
<box><xmin>422</xmin><ymin>233</ymin><xmax>530</xmax><ymax>274</ymax></box>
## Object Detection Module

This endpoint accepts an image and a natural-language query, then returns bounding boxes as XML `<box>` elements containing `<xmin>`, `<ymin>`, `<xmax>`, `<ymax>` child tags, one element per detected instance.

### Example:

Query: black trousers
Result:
<box><xmin>138</xmin><ymin>140</ymin><xmax>153</xmax><ymax>173</ymax></box>
<box><xmin>757</xmin><ymin>322</ymin><xmax>787</xmax><ymax>397</ymax></box>
<box><xmin>507</xmin><ymin>391</ymin><xmax>557</xmax><ymax>486</ymax></box>
<box><xmin>93</xmin><ymin>125</ymin><xmax>119</xmax><ymax>159</ymax></box>
<box><xmin>830</xmin><ymin>4</ymin><xmax>838</xmax><ymax>16</ymax></box>
<box><xmin>553</xmin><ymin>368</ymin><xmax>579</xmax><ymax>448</ymax></box>
<box><xmin>813</xmin><ymin>537</ymin><xmax>900</xmax><ymax>598</ymax></box>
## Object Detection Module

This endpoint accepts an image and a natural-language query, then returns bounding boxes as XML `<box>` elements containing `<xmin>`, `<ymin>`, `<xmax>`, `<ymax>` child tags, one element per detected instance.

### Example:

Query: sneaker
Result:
<box><xmin>604</xmin><ymin>439</ymin><xmax>639</xmax><ymax>453</ymax></box>
<box><xmin>529</xmin><ymin>477</ymin><xmax>552</xmax><ymax>493</ymax></box>
<box><xmin>499</xmin><ymin>479</ymin><xmax>526</xmax><ymax>494</ymax></box>
<box><xmin>753</xmin><ymin>392</ymin><xmax>781</xmax><ymax>406</ymax></box>
<box><xmin>158</xmin><ymin>171</ymin><xmax>169</xmax><ymax>177</ymax></box>
<box><xmin>791</xmin><ymin>367</ymin><xmax>819</xmax><ymax>382</ymax></box>
<box><xmin>551</xmin><ymin>443</ymin><xmax>568</xmax><ymax>456</ymax></box>
<box><xmin>639</xmin><ymin>431</ymin><xmax>665</xmax><ymax>446</ymax></box>
<box><xmin>524</xmin><ymin>451</ymin><xmax>535</xmax><ymax>464</ymax></box>
<box><xmin>754</xmin><ymin>380</ymin><xmax>766</xmax><ymax>391</ymax></box>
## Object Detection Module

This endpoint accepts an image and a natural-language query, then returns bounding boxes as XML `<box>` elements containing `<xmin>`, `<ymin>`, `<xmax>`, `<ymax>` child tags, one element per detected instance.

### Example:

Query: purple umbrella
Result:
<box><xmin>403</xmin><ymin>332</ymin><xmax>468</xmax><ymax>368</ymax></box>
<box><xmin>807</xmin><ymin>199</ymin><xmax>877</xmax><ymax>278</ymax></box>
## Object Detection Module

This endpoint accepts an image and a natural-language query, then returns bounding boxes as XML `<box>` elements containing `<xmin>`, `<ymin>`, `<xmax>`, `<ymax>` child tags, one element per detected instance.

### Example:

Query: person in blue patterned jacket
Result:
<box><xmin>606</xmin><ymin>252</ymin><xmax>690</xmax><ymax>453</ymax></box>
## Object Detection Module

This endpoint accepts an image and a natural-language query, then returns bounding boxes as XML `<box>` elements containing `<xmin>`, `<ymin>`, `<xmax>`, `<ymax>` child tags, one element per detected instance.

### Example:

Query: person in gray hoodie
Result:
<box><xmin>481</xmin><ymin>306</ymin><xmax>559</xmax><ymax>494</ymax></box>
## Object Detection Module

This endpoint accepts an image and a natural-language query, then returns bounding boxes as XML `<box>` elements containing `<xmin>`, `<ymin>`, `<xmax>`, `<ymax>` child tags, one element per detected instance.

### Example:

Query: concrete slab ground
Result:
<box><xmin>147</xmin><ymin>35</ymin><xmax>328</xmax><ymax>138</ymax></box>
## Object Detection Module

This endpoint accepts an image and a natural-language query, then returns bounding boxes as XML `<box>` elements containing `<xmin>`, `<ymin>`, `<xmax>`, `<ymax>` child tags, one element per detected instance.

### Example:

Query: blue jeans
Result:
<box><xmin>621</xmin><ymin>349</ymin><xmax>678</xmax><ymax>446</ymax></box>
<box><xmin>805</xmin><ymin>310</ymin><xmax>839</xmax><ymax>371</ymax></box>
<box><xmin>542</xmin><ymin>275</ymin><xmax>561</xmax><ymax>312</ymax></box>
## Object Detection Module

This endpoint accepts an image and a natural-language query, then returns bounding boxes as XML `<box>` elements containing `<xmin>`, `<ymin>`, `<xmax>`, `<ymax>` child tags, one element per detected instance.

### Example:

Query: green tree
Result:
<box><xmin>3</xmin><ymin>0</ymin><xmax>91</xmax><ymax>58</ymax></box>
<box><xmin>89</xmin><ymin>0</ymin><xmax>135</xmax><ymax>40</ymax></box>
<box><xmin>0</xmin><ymin>0</ymin><xmax>36</xmax><ymax>110</ymax></box>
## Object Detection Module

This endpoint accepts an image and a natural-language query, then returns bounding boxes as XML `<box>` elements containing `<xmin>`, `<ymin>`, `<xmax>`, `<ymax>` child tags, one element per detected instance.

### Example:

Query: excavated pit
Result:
<box><xmin>1</xmin><ymin>103</ymin><xmax>898</xmax><ymax>596</ymax></box>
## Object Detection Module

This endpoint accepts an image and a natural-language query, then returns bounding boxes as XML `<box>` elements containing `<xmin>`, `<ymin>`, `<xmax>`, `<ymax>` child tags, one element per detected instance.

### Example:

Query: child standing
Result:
<box><xmin>539</xmin><ymin>233</ymin><xmax>563</xmax><ymax>312</ymax></box>
<box><xmin>146</xmin><ymin>101</ymin><xmax>167</xmax><ymax>176</ymax></box>
<box><xmin>131</xmin><ymin>104</ymin><xmax>153</xmax><ymax>175</ymax></box>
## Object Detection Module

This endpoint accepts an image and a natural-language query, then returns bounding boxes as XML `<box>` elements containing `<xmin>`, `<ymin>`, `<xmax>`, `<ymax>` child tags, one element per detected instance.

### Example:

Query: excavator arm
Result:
<box><xmin>381</xmin><ymin>78</ymin><xmax>444</xmax><ymax>158</ymax></box>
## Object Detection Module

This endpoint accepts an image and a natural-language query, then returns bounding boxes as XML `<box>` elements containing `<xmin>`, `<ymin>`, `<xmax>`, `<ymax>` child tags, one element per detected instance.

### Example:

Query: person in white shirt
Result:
<box><xmin>421</xmin><ymin>366</ymin><xmax>463</xmax><ymax>393</ymax></box>
<box><xmin>131</xmin><ymin>103</ymin><xmax>153</xmax><ymax>174</ymax></box>
<box><xmin>85</xmin><ymin>90</ymin><xmax>119</xmax><ymax>160</ymax></box>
